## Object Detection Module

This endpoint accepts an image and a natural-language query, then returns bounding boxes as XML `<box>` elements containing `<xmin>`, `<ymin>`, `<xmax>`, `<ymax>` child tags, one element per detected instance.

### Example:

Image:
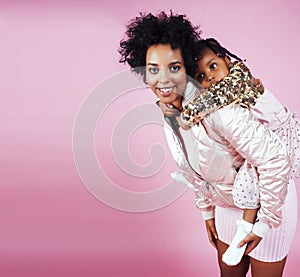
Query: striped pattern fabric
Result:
<box><xmin>215</xmin><ymin>180</ymin><xmax>297</xmax><ymax>262</ymax></box>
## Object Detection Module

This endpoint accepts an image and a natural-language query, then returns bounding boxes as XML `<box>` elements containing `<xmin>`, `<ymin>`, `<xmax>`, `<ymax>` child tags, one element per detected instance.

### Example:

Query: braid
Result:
<box><xmin>197</xmin><ymin>38</ymin><xmax>243</xmax><ymax>61</ymax></box>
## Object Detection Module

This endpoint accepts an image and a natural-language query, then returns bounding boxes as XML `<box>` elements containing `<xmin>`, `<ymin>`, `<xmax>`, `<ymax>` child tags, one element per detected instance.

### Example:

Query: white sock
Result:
<box><xmin>222</xmin><ymin>219</ymin><xmax>253</xmax><ymax>266</ymax></box>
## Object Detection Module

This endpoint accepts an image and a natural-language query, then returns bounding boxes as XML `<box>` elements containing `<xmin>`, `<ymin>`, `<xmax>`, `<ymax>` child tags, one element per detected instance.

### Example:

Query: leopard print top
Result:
<box><xmin>181</xmin><ymin>61</ymin><xmax>264</xmax><ymax>126</ymax></box>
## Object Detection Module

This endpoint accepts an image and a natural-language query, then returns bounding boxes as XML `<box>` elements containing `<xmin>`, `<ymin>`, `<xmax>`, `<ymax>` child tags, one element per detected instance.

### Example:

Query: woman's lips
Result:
<box><xmin>157</xmin><ymin>86</ymin><xmax>175</xmax><ymax>97</ymax></box>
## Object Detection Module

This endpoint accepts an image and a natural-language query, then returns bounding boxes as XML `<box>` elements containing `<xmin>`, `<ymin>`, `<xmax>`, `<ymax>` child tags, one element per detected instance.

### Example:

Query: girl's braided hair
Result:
<box><xmin>196</xmin><ymin>38</ymin><xmax>243</xmax><ymax>62</ymax></box>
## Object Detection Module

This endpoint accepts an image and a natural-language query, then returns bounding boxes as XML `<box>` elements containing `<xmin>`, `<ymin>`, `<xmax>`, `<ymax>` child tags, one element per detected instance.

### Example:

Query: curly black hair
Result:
<box><xmin>196</xmin><ymin>38</ymin><xmax>243</xmax><ymax>61</ymax></box>
<box><xmin>119</xmin><ymin>11</ymin><xmax>202</xmax><ymax>80</ymax></box>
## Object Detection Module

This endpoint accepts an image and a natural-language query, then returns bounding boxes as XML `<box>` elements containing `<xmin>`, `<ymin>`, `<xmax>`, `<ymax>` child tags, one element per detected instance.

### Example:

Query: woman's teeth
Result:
<box><xmin>158</xmin><ymin>87</ymin><xmax>174</xmax><ymax>95</ymax></box>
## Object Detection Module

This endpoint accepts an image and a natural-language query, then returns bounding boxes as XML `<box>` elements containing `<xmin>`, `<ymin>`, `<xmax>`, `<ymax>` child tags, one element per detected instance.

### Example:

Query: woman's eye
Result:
<box><xmin>210</xmin><ymin>63</ymin><xmax>217</xmax><ymax>70</ymax></box>
<box><xmin>148</xmin><ymin>67</ymin><xmax>159</xmax><ymax>74</ymax></box>
<box><xmin>170</xmin><ymin>65</ymin><xmax>180</xmax><ymax>72</ymax></box>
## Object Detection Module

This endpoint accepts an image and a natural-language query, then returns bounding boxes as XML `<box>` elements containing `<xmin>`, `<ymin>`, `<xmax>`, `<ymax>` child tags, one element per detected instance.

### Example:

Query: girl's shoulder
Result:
<box><xmin>204</xmin><ymin>103</ymin><xmax>254</xmax><ymax>134</ymax></box>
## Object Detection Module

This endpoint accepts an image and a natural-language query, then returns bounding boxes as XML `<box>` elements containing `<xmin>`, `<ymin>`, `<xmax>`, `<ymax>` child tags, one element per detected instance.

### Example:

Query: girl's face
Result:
<box><xmin>195</xmin><ymin>47</ymin><xmax>230</xmax><ymax>89</ymax></box>
<box><xmin>146</xmin><ymin>44</ymin><xmax>187</xmax><ymax>108</ymax></box>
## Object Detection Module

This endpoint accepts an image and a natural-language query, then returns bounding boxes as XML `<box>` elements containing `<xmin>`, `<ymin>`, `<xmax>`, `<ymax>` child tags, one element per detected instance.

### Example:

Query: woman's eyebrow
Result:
<box><xmin>147</xmin><ymin>62</ymin><xmax>158</xmax><ymax>66</ymax></box>
<box><xmin>169</xmin><ymin>61</ymin><xmax>183</xmax><ymax>65</ymax></box>
<box><xmin>147</xmin><ymin>61</ymin><xmax>183</xmax><ymax>66</ymax></box>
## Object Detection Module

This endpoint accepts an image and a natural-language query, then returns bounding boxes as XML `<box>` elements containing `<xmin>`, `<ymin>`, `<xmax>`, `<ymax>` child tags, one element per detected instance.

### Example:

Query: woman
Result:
<box><xmin>119</xmin><ymin>11</ymin><xmax>297</xmax><ymax>277</ymax></box>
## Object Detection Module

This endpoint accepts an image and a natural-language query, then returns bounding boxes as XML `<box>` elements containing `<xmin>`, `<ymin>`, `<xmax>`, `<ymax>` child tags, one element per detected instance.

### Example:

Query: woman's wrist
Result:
<box><xmin>202</xmin><ymin>210</ymin><xmax>215</xmax><ymax>220</ymax></box>
<box><xmin>252</xmin><ymin>220</ymin><xmax>270</xmax><ymax>238</ymax></box>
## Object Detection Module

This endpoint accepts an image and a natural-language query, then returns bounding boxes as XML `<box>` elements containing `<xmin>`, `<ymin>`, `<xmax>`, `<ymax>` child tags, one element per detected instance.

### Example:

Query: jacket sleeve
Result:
<box><xmin>251</xmin><ymin>89</ymin><xmax>289</xmax><ymax>130</ymax></box>
<box><xmin>173</xmin><ymin>172</ymin><xmax>216</xmax><ymax>220</ymax></box>
<box><xmin>163</xmin><ymin>117</ymin><xmax>216</xmax><ymax>219</ymax></box>
<box><xmin>194</xmin><ymin>179</ymin><xmax>216</xmax><ymax>220</ymax></box>
<box><xmin>207</xmin><ymin>104</ymin><xmax>291</xmax><ymax>232</ymax></box>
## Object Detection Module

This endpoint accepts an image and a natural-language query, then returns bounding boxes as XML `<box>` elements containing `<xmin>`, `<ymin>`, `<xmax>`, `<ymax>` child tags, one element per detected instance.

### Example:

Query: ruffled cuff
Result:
<box><xmin>252</xmin><ymin>220</ymin><xmax>270</xmax><ymax>238</ymax></box>
<box><xmin>201</xmin><ymin>210</ymin><xmax>215</xmax><ymax>221</ymax></box>
<box><xmin>170</xmin><ymin>172</ymin><xmax>194</xmax><ymax>188</ymax></box>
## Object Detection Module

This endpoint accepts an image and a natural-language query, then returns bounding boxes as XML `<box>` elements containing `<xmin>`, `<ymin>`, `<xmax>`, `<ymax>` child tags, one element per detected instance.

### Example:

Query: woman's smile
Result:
<box><xmin>156</xmin><ymin>86</ymin><xmax>176</xmax><ymax>97</ymax></box>
<box><xmin>145</xmin><ymin>44</ymin><xmax>187</xmax><ymax>108</ymax></box>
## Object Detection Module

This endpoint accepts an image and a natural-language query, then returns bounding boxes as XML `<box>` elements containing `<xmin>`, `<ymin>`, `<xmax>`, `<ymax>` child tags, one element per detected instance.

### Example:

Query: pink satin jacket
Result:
<box><xmin>163</xmin><ymin>82</ymin><xmax>291</xmax><ymax>236</ymax></box>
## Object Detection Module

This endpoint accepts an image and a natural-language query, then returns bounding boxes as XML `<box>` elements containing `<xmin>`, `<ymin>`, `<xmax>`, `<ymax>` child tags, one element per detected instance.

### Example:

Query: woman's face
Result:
<box><xmin>195</xmin><ymin>47</ymin><xmax>230</xmax><ymax>89</ymax></box>
<box><xmin>146</xmin><ymin>44</ymin><xmax>187</xmax><ymax>108</ymax></box>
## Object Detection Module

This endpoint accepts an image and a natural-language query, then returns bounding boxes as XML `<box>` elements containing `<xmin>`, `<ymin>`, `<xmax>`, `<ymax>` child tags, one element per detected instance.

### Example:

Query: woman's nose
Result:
<box><xmin>158</xmin><ymin>68</ymin><xmax>170</xmax><ymax>83</ymax></box>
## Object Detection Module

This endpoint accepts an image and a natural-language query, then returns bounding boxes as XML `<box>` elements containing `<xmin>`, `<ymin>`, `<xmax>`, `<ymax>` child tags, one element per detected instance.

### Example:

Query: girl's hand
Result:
<box><xmin>252</xmin><ymin>77</ymin><xmax>264</xmax><ymax>91</ymax></box>
<box><xmin>205</xmin><ymin>218</ymin><xmax>218</xmax><ymax>250</ymax></box>
<box><xmin>239</xmin><ymin>232</ymin><xmax>262</xmax><ymax>255</ymax></box>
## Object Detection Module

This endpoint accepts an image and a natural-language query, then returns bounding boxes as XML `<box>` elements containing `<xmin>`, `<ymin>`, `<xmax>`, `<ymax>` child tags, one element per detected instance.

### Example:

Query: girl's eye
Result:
<box><xmin>210</xmin><ymin>63</ymin><xmax>217</xmax><ymax>70</ymax></box>
<box><xmin>196</xmin><ymin>73</ymin><xmax>205</xmax><ymax>81</ymax></box>
<box><xmin>148</xmin><ymin>67</ymin><xmax>159</xmax><ymax>74</ymax></box>
<box><xmin>170</xmin><ymin>65</ymin><xmax>181</xmax><ymax>72</ymax></box>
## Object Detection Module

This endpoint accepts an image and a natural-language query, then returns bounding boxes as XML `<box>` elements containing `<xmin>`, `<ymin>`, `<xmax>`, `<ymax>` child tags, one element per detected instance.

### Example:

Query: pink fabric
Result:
<box><xmin>216</xmin><ymin>179</ymin><xmax>297</xmax><ymax>262</ymax></box>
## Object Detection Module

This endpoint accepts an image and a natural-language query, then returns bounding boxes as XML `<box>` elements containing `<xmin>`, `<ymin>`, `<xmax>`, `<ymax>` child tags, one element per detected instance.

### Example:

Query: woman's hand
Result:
<box><xmin>239</xmin><ymin>232</ymin><xmax>262</xmax><ymax>255</ymax></box>
<box><xmin>157</xmin><ymin>101</ymin><xmax>190</xmax><ymax>130</ymax></box>
<box><xmin>157</xmin><ymin>101</ymin><xmax>181</xmax><ymax>117</ymax></box>
<box><xmin>205</xmin><ymin>218</ymin><xmax>218</xmax><ymax>250</ymax></box>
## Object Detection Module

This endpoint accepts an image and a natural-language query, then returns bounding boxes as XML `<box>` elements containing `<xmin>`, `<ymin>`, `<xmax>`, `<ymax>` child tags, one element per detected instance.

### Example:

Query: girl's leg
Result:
<box><xmin>250</xmin><ymin>256</ymin><xmax>287</xmax><ymax>277</ymax></box>
<box><xmin>243</xmin><ymin>208</ymin><xmax>258</xmax><ymax>223</ymax></box>
<box><xmin>216</xmin><ymin>239</ymin><xmax>250</xmax><ymax>277</ymax></box>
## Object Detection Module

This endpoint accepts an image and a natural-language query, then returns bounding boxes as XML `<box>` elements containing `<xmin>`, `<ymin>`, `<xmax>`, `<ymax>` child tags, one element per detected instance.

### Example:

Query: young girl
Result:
<box><xmin>181</xmin><ymin>38</ymin><xmax>300</xmax><ymax>266</ymax></box>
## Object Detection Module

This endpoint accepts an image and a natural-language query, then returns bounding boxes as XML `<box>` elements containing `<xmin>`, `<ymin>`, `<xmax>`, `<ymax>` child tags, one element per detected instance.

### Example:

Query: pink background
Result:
<box><xmin>2</xmin><ymin>0</ymin><xmax>300</xmax><ymax>276</ymax></box>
